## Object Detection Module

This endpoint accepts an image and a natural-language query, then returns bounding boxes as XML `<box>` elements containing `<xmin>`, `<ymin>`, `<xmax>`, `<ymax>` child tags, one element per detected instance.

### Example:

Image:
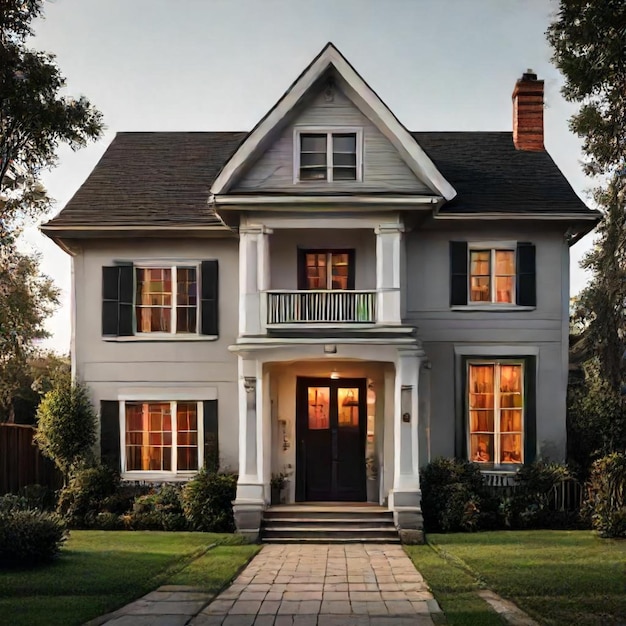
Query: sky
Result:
<box><xmin>21</xmin><ymin>0</ymin><xmax>596</xmax><ymax>353</ymax></box>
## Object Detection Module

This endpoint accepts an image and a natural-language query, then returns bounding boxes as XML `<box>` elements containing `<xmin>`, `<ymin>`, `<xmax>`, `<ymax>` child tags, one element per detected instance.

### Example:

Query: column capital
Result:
<box><xmin>375</xmin><ymin>223</ymin><xmax>405</xmax><ymax>235</ymax></box>
<box><xmin>239</xmin><ymin>224</ymin><xmax>273</xmax><ymax>236</ymax></box>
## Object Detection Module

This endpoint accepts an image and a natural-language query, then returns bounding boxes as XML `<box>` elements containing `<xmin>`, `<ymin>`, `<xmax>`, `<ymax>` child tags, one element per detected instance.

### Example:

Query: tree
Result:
<box><xmin>0</xmin><ymin>0</ymin><xmax>103</xmax><ymax>417</ymax></box>
<box><xmin>34</xmin><ymin>378</ymin><xmax>97</xmax><ymax>478</ymax></box>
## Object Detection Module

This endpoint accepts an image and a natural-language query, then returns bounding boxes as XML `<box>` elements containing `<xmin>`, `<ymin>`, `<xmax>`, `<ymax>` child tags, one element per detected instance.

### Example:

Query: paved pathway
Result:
<box><xmin>190</xmin><ymin>543</ymin><xmax>442</xmax><ymax>625</ymax></box>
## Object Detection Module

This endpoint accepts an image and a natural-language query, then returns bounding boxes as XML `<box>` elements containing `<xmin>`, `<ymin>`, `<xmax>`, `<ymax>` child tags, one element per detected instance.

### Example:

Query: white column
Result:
<box><xmin>389</xmin><ymin>348</ymin><xmax>424</xmax><ymax>535</ymax></box>
<box><xmin>239</xmin><ymin>224</ymin><xmax>271</xmax><ymax>336</ymax></box>
<box><xmin>375</xmin><ymin>224</ymin><xmax>403</xmax><ymax>325</ymax></box>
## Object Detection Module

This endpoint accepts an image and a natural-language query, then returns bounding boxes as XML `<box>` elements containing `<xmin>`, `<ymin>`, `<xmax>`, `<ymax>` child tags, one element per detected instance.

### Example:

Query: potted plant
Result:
<box><xmin>270</xmin><ymin>471</ymin><xmax>290</xmax><ymax>505</ymax></box>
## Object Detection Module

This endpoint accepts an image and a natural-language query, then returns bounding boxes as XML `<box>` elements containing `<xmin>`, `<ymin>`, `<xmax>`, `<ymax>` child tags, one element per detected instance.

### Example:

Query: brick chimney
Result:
<box><xmin>512</xmin><ymin>70</ymin><xmax>544</xmax><ymax>151</ymax></box>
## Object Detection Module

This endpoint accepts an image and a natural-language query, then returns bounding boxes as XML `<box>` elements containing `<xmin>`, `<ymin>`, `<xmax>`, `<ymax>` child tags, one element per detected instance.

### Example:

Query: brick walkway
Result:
<box><xmin>190</xmin><ymin>544</ymin><xmax>441</xmax><ymax>625</ymax></box>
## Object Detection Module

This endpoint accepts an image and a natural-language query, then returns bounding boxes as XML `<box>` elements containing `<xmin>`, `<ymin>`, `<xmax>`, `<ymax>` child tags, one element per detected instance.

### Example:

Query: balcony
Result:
<box><xmin>267</xmin><ymin>290</ymin><xmax>376</xmax><ymax>325</ymax></box>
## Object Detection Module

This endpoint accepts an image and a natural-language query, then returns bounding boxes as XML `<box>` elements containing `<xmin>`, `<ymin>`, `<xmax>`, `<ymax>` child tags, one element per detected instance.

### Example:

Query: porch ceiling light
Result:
<box><xmin>330</xmin><ymin>370</ymin><xmax>340</xmax><ymax>380</ymax></box>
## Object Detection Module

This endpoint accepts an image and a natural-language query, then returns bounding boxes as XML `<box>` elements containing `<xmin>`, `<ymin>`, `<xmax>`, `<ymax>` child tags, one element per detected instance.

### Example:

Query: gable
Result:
<box><xmin>233</xmin><ymin>82</ymin><xmax>431</xmax><ymax>194</ymax></box>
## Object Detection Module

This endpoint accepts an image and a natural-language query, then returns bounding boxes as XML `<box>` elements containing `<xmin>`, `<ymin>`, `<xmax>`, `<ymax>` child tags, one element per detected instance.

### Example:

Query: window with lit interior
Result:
<box><xmin>469</xmin><ymin>249</ymin><xmax>515</xmax><ymax>304</ymax></box>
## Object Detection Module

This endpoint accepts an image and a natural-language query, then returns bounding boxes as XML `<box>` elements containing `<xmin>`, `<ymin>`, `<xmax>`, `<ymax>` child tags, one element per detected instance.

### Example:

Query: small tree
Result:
<box><xmin>34</xmin><ymin>379</ymin><xmax>97</xmax><ymax>479</ymax></box>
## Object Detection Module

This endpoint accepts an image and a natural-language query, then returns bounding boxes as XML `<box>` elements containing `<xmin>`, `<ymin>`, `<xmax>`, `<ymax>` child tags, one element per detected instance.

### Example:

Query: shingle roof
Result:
<box><xmin>43</xmin><ymin>130</ymin><xmax>593</xmax><ymax>231</ymax></box>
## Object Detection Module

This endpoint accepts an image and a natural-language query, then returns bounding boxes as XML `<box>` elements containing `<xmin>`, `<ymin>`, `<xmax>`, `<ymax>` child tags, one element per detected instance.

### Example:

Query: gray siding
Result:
<box><xmin>404</xmin><ymin>224</ymin><xmax>569</xmax><ymax>462</ymax></box>
<box><xmin>234</xmin><ymin>87</ymin><xmax>430</xmax><ymax>194</ymax></box>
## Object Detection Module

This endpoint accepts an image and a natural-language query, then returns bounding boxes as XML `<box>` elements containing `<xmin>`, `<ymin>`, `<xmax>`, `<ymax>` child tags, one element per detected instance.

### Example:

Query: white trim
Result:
<box><xmin>451</xmin><ymin>305</ymin><xmax>535</xmax><ymax>312</ymax></box>
<box><xmin>434</xmin><ymin>212</ymin><xmax>600</xmax><ymax>220</ymax></box>
<box><xmin>454</xmin><ymin>345</ymin><xmax>540</xmax><ymax>356</ymax></box>
<box><xmin>41</xmin><ymin>224</ymin><xmax>231</xmax><ymax>231</ymax></box>
<box><xmin>292</xmin><ymin>127</ymin><xmax>363</xmax><ymax>184</ymax></box>
<box><xmin>212</xmin><ymin>194</ymin><xmax>441</xmax><ymax>206</ymax></box>
<box><xmin>119</xmin><ymin>399</ymin><xmax>205</xmax><ymax>480</ymax></box>
<box><xmin>209</xmin><ymin>43</ymin><xmax>456</xmax><ymax>200</ymax></box>
<box><xmin>118</xmin><ymin>387</ymin><xmax>217</xmax><ymax>401</ymax></box>
<box><xmin>103</xmin><ymin>335</ymin><xmax>217</xmax><ymax>342</ymax></box>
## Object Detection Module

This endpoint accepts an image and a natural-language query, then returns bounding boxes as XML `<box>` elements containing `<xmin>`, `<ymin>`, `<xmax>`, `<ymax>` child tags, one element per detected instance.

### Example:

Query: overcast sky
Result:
<box><xmin>22</xmin><ymin>0</ymin><xmax>595</xmax><ymax>353</ymax></box>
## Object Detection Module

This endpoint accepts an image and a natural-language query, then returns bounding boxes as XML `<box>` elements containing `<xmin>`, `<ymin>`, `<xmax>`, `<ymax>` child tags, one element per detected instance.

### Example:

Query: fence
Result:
<box><xmin>0</xmin><ymin>423</ymin><xmax>63</xmax><ymax>494</ymax></box>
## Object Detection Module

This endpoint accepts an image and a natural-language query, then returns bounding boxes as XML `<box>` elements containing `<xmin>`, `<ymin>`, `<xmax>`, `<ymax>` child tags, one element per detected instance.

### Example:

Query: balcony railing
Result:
<box><xmin>267</xmin><ymin>290</ymin><xmax>376</xmax><ymax>324</ymax></box>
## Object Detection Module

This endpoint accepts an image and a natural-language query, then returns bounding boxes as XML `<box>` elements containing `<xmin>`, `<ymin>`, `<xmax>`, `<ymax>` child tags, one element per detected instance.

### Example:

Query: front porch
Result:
<box><xmin>230</xmin><ymin>341</ymin><xmax>427</xmax><ymax>542</ymax></box>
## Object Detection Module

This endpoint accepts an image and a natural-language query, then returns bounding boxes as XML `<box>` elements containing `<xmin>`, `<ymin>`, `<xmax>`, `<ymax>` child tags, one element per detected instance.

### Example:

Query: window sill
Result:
<box><xmin>451</xmin><ymin>305</ymin><xmax>535</xmax><ymax>312</ymax></box>
<box><xmin>103</xmin><ymin>335</ymin><xmax>218</xmax><ymax>342</ymax></box>
<box><xmin>121</xmin><ymin>471</ymin><xmax>198</xmax><ymax>482</ymax></box>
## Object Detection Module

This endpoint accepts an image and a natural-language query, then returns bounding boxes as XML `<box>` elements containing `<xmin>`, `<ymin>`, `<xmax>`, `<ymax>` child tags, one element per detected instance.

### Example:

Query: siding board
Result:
<box><xmin>234</xmin><ymin>88</ymin><xmax>429</xmax><ymax>194</ymax></box>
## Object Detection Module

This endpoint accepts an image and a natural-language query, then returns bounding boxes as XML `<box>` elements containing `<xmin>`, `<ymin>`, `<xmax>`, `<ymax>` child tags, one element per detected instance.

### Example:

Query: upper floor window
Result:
<box><xmin>295</xmin><ymin>129</ymin><xmax>362</xmax><ymax>182</ymax></box>
<box><xmin>450</xmin><ymin>241</ymin><xmax>536</xmax><ymax>308</ymax></box>
<box><xmin>102</xmin><ymin>260</ymin><xmax>218</xmax><ymax>338</ymax></box>
<box><xmin>298</xmin><ymin>249</ymin><xmax>355</xmax><ymax>290</ymax></box>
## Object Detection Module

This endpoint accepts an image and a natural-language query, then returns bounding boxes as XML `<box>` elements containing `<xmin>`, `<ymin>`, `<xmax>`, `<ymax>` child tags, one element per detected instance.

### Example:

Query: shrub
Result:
<box><xmin>585</xmin><ymin>452</ymin><xmax>626</xmax><ymax>538</ymax></box>
<box><xmin>34</xmin><ymin>379</ymin><xmax>97</xmax><ymax>478</ymax></box>
<box><xmin>182</xmin><ymin>469</ymin><xmax>237</xmax><ymax>532</ymax></box>
<box><xmin>128</xmin><ymin>484</ymin><xmax>187</xmax><ymax>531</ymax></box>
<box><xmin>57</xmin><ymin>464</ymin><xmax>120</xmax><ymax>528</ymax></box>
<box><xmin>0</xmin><ymin>510</ymin><xmax>67</xmax><ymax>567</ymax></box>
<box><xmin>420</xmin><ymin>458</ymin><xmax>496</xmax><ymax>532</ymax></box>
<box><xmin>19</xmin><ymin>484</ymin><xmax>57</xmax><ymax>511</ymax></box>
<box><xmin>0</xmin><ymin>494</ymin><xmax>30</xmax><ymax>513</ymax></box>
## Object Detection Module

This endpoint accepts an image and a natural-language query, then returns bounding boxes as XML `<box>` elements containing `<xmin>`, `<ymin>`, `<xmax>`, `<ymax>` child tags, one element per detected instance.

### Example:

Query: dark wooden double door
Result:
<box><xmin>296</xmin><ymin>378</ymin><xmax>366</xmax><ymax>502</ymax></box>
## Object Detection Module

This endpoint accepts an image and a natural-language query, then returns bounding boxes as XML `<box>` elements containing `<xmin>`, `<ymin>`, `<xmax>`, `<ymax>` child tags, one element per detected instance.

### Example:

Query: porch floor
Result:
<box><xmin>267</xmin><ymin>503</ymin><xmax>388</xmax><ymax>513</ymax></box>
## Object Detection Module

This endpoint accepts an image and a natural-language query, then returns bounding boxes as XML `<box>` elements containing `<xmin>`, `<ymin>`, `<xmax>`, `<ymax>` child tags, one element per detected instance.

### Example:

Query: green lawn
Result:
<box><xmin>424</xmin><ymin>531</ymin><xmax>626</xmax><ymax>626</ymax></box>
<box><xmin>0</xmin><ymin>531</ymin><xmax>259</xmax><ymax>626</ymax></box>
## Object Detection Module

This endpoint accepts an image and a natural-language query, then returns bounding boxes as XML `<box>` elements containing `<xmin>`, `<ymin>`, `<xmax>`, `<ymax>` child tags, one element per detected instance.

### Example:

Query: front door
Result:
<box><xmin>296</xmin><ymin>377</ymin><xmax>366</xmax><ymax>501</ymax></box>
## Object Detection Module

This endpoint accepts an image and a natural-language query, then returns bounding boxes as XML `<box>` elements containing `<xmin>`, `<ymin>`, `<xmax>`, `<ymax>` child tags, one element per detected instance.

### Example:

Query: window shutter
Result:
<box><xmin>203</xmin><ymin>400</ymin><xmax>219</xmax><ymax>472</ymax></box>
<box><xmin>102</xmin><ymin>265</ymin><xmax>133</xmax><ymax>336</ymax></box>
<box><xmin>450</xmin><ymin>241</ymin><xmax>468</xmax><ymax>306</ymax></box>
<box><xmin>516</xmin><ymin>243</ymin><xmax>536</xmax><ymax>306</ymax></box>
<box><xmin>100</xmin><ymin>401</ymin><xmax>121</xmax><ymax>471</ymax></box>
<box><xmin>201</xmin><ymin>260</ymin><xmax>219</xmax><ymax>336</ymax></box>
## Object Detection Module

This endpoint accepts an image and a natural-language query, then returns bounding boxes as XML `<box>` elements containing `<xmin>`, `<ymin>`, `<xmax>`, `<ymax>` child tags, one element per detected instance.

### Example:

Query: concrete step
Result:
<box><xmin>263</xmin><ymin>527</ymin><xmax>399</xmax><ymax>541</ymax></box>
<box><xmin>265</xmin><ymin>510</ymin><xmax>394</xmax><ymax>520</ymax></box>
<box><xmin>263</xmin><ymin>517</ymin><xmax>394</xmax><ymax>528</ymax></box>
<box><xmin>262</xmin><ymin>536</ymin><xmax>401</xmax><ymax>544</ymax></box>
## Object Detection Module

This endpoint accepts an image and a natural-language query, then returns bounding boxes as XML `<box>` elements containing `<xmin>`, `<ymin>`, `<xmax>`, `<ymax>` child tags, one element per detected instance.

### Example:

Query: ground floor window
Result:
<box><xmin>124</xmin><ymin>401</ymin><xmax>201</xmax><ymax>473</ymax></box>
<box><xmin>467</xmin><ymin>361</ymin><xmax>524</xmax><ymax>466</ymax></box>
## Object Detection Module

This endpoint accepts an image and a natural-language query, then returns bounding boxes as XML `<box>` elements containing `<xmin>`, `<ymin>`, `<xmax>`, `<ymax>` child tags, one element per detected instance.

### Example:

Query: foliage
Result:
<box><xmin>420</xmin><ymin>458</ymin><xmax>496</xmax><ymax>532</ymax></box>
<box><xmin>34</xmin><ymin>379</ymin><xmax>97</xmax><ymax>476</ymax></box>
<box><xmin>270</xmin><ymin>471</ymin><xmax>290</xmax><ymax>489</ymax></box>
<box><xmin>57</xmin><ymin>464</ymin><xmax>120</xmax><ymax>528</ymax></box>
<box><xmin>585</xmin><ymin>452</ymin><xmax>626</xmax><ymax>538</ymax></box>
<box><xmin>125</xmin><ymin>484</ymin><xmax>187</xmax><ymax>531</ymax></box>
<box><xmin>0</xmin><ymin>485</ymin><xmax>55</xmax><ymax>512</ymax></box>
<box><xmin>0</xmin><ymin>509</ymin><xmax>67</xmax><ymax>567</ymax></box>
<box><xmin>547</xmin><ymin>0</ymin><xmax>626</xmax><ymax>178</ymax></box>
<box><xmin>182</xmin><ymin>469</ymin><xmax>237</xmax><ymax>533</ymax></box>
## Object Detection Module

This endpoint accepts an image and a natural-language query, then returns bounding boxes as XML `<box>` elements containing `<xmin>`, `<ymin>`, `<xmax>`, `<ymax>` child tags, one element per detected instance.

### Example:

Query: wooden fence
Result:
<box><xmin>0</xmin><ymin>423</ymin><xmax>63</xmax><ymax>494</ymax></box>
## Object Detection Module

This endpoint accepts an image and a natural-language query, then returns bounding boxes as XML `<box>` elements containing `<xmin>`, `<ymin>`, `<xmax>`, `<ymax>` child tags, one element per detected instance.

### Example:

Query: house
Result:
<box><xmin>41</xmin><ymin>43</ymin><xmax>600</xmax><ymax>540</ymax></box>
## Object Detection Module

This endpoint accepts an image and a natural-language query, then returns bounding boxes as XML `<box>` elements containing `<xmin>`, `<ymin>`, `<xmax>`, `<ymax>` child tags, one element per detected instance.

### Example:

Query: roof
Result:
<box><xmin>42</xmin><ymin>130</ymin><xmax>594</xmax><ymax>231</ymax></box>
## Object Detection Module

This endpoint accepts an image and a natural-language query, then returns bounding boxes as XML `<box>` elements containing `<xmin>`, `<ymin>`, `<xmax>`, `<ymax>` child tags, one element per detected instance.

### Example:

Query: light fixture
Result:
<box><xmin>330</xmin><ymin>369</ymin><xmax>340</xmax><ymax>380</ymax></box>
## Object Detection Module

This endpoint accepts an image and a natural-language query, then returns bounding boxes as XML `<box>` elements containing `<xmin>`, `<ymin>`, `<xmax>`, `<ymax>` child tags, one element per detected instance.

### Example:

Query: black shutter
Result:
<box><xmin>516</xmin><ymin>243</ymin><xmax>536</xmax><ymax>306</ymax></box>
<box><xmin>102</xmin><ymin>265</ymin><xmax>133</xmax><ymax>336</ymax></box>
<box><xmin>201</xmin><ymin>260</ymin><xmax>219</xmax><ymax>336</ymax></box>
<box><xmin>450</xmin><ymin>241</ymin><xmax>468</xmax><ymax>306</ymax></box>
<box><xmin>203</xmin><ymin>400</ymin><xmax>219</xmax><ymax>472</ymax></box>
<box><xmin>524</xmin><ymin>356</ymin><xmax>537</xmax><ymax>464</ymax></box>
<box><xmin>297</xmin><ymin>249</ymin><xmax>307</xmax><ymax>290</ymax></box>
<box><xmin>100</xmin><ymin>401</ymin><xmax>121</xmax><ymax>471</ymax></box>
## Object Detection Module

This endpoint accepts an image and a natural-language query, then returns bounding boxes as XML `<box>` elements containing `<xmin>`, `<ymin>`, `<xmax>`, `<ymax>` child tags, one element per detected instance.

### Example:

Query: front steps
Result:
<box><xmin>261</xmin><ymin>504</ymin><xmax>399</xmax><ymax>543</ymax></box>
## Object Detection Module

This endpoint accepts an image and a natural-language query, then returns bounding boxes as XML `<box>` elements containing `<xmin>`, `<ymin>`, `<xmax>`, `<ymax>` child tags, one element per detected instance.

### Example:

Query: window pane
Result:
<box><xmin>470</xmin><ymin>276</ymin><xmax>491</xmax><ymax>302</ymax></box>
<box><xmin>125</xmin><ymin>402</ymin><xmax>172</xmax><ymax>471</ymax></box>
<box><xmin>333</xmin><ymin>133</ymin><xmax>356</xmax><ymax>153</ymax></box>
<box><xmin>177</xmin><ymin>268</ymin><xmax>197</xmax><ymax>306</ymax></box>
<box><xmin>332</xmin><ymin>167</ymin><xmax>357</xmax><ymax>181</ymax></box>
<box><xmin>495</xmin><ymin>276</ymin><xmax>514</xmax><ymax>303</ymax></box>
<box><xmin>469</xmin><ymin>364</ymin><xmax>494</xmax><ymax>393</ymax></box>
<box><xmin>308</xmin><ymin>387</ymin><xmax>329</xmax><ymax>430</ymax></box>
<box><xmin>330</xmin><ymin>253</ymin><xmax>350</xmax><ymax>290</ymax></box>
<box><xmin>501</xmin><ymin>434</ymin><xmax>523</xmax><ymax>463</ymax></box>
<box><xmin>301</xmin><ymin>134</ymin><xmax>327</xmax><ymax>152</ymax></box>
<box><xmin>176</xmin><ymin>307</ymin><xmax>197</xmax><ymax>333</ymax></box>
<box><xmin>338</xmin><ymin>388</ymin><xmax>359</xmax><ymax>427</ymax></box>
<box><xmin>469</xmin><ymin>410</ymin><xmax>494</xmax><ymax>432</ymax></box>
<box><xmin>470</xmin><ymin>251</ymin><xmax>490</xmax><ymax>276</ymax></box>
<box><xmin>333</xmin><ymin>153</ymin><xmax>357</xmax><ymax>167</ymax></box>
<box><xmin>301</xmin><ymin>153</ymin><xmax>327</xmax><ymax>167</ymax></box>
<box><xmin>177</xmin><ymin>403</ymin><xmax>198</xmax><ymax>471</ymax></box>
<box><xmin>495</xmin><ymin>250</ymin><xmax>515</xmax><ymax>275</ymax></box>
<box><xmin>300</xmin><ymin>167</ymin><xmax>327</xmax><ymax>181</ymax></box>
<box><xmin>136</xmin><ymin>267</ymin><xmax>172</xmax><ymax>332</ymax></box>
<box><xmin>470</xmin><ymin>434</ymin><xmax>493</xmax><ymax>463</ymax></box>
<box><xmin>305</xmin><ymin>253</ymin><xmax>328</xmax><ymax>289</ymax></box>
<box><xmin>500</xmin><ymin>410</ymin><xmax>523</xmax><ymax>432</ymax></box>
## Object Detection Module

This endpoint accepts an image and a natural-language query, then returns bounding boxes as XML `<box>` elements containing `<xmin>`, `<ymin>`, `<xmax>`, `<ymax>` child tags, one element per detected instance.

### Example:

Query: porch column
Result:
<box><xmin>389</xmin><ymin>347</ymin><xmax>425</xmax><ymax>542</ymax></box>
<box><xmin>233</xmin><ymin>356</ymin><xmax>266</xmax><ymax>540</ymax></box>
<box><xmin>375</xmin><ymin>224</ymin><xmax>403</xmax><ymax>325</ymax></box>
<box><xmin>239</xmin><ymin>224</ymin><xmax>271</xmax><ymax>336</ymax></box>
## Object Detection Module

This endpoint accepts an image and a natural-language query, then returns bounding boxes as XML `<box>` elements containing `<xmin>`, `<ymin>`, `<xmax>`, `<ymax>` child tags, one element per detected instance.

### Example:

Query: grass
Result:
<box><xmin>0</xmin><ymin>531</ymin><xmax>259</xmax><ymax>626</ymax></box>
<box><xmin>405</xmin><ymin>544</ymin><xmax>506</xmax><ymax>626</ymax></box>
<box><xmin>426</xmin><ymin>530</ymin><xmax>626</xmax><ymax>626</ymax></box>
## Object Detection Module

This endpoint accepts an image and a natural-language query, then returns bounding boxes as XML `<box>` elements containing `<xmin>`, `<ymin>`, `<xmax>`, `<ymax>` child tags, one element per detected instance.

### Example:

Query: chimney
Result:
<box><xmin>512</xmin><ymin>70</ymin><xmax>544</xmax><ymax>151</ymax></box>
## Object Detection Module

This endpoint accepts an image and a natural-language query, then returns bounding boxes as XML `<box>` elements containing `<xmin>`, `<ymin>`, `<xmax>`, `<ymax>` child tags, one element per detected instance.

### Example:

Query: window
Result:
<box><xmin>135</xmin><ymin>266</ymin><xmax>197</xmax><ymax>333</ymax></box>
<box><xmin>298</xmin><ymin>250</ymin><xmax>354</xmax><ymax>290</ymax></box>
<box><xmin>450</xmin><ymin>242</ymin><xmax>536</xmax><ymax>307</ymax></box>
<box><xmin>469</xmin><ymin>249</ymin><xmax>515</xmax><ymax>304</ymax></box>
<box><xmin>124</xmin><ymin>401</ymin><xmax>201</xmax><ymax>473</ymax></box>
<box><xmin>295</xmin><ymin>129</ymin><xmax>361</xmax><ymax>182</ymax></box>
<box><xmin>102</xmin><ymin>260</ymin><xmax>218</xmax><ymax>338</ymax></box>
<box><xmin>468</xmin><ymin>361</ymin><xmax>524</xmax><ymax>466</ymax></box>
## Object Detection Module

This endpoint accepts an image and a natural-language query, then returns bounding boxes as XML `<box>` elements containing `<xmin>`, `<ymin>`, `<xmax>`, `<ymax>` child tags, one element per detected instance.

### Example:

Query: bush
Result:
<box><xmin>0</xmin><ymin>510</ymin><xmax>67</xmax><ymax>567</ymax></box>
<box><xmin>182</xmin><ymin>469</ymin><xmax>237</xmax><ymax>532</ymax></box>
<box><xmin>57</xmin><ymin>464</ymin><xmax>120</xmax><ymax>528</ymax></box>
<box><xmin>0</xmin><ymin>494</ymin><xmax>30</xmax><ymax>513</ymax></box>
<box><xmin>127</xmin><ymin>484</ymin><xmax>187</xmax><ymax>531</ymax></box>
<box><xmin>420</xmin><ymin>458</ymin><xmax>496</xmax><ymax>532</ymax></box>
<box><xmin>585</xmin><ymin>452</ymin><xmax>626</xmax><ymax>538</ymax></box>
<box><xmin>19</xmin><ymin>484</ymin><xmax>57</xmax><ymax>511</ymax></box>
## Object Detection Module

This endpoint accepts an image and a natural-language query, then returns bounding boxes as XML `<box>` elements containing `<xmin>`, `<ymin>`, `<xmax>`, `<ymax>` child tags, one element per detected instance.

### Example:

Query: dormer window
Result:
<box><xmin>295</xmin><ymin>128</ymin><xmax>362</xmax><ymax>182</ymax></box>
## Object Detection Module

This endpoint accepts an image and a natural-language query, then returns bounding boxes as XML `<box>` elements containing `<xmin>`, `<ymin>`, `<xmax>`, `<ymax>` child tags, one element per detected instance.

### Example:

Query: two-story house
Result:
<box><xmin>42</xmin><ymin>44</ymin><xmax>599</xmax><ymax>540</ymax></box>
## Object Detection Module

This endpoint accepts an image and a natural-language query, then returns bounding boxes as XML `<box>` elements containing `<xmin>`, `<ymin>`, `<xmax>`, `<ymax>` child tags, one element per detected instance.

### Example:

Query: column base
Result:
<box><xmin>388</xmin><ymin>489</ymin><xmax>424</xmax><ymax>533</ymax></box>
<box><xmin>233</xmin><ymin>500</ymin><xmax>264</xmax><ymax>542</ymax></box>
